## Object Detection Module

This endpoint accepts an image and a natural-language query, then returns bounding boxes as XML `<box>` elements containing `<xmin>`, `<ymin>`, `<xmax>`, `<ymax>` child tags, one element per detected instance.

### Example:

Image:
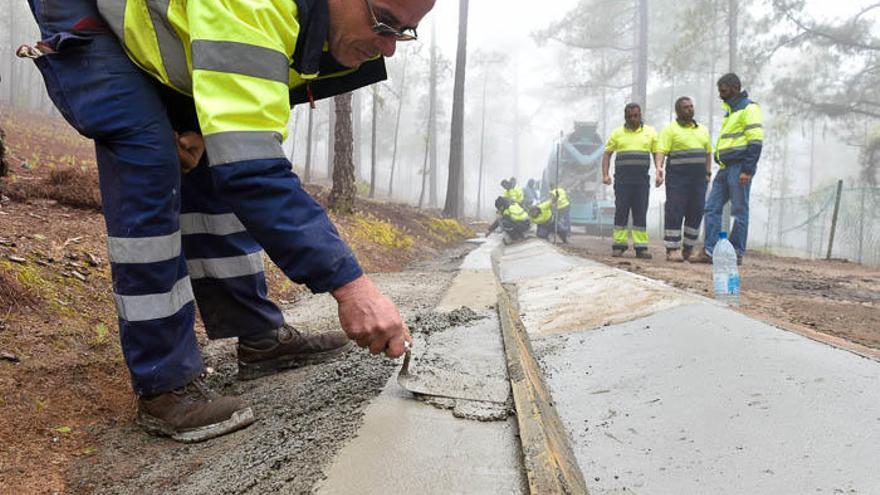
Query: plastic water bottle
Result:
<box><xmin>712</xmin><ymin>232</ymin><xmax>740</xmax><ymax>306</ymax></box>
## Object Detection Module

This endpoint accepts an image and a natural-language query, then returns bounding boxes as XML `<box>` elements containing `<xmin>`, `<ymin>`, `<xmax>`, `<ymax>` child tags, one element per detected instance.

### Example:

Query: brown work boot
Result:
<box><xmin>237</xmin><ymin>324</ymin><xmax>352</xmax><ymax>380</ymax></box>
<box><xmin>611</xmin><ymin>247</ymin><xmax>627</xmax><ymax>258</ymax></box>
<box><xmin>635</xmin><ymin>249</ymin><xmax>653</xmax><ymax>259</ymax></box>
<box><xmin>691</xmin><ymin>250</ymin><xmax>712</xmax><ymax>264</ymax></box>
<box><xmin>681</xmin><ymin>247</ymin><xmax>693</xmax><ymax>261</ymax></box>
<box><xmin>666</xmin><ymin>249</ymin><xmax>684</xmax><ymax>262</ymax></box>
<box><xmin>137</xmin><ymin>377</ymin><xmax>254</xmax><ymax>443</ymax></box>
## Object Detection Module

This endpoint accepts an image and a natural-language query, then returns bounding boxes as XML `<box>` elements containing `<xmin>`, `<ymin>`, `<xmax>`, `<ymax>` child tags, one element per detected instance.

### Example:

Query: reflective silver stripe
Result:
<box><xmin>664</xmin><ymin>229</ymin><xmax>680</xmax><ymax>238</ymax></box>
<box><xmin>147</xmin><ymin>0</ymin><xmax>191</xmax><ymax>93</ymax></box>
<box><xmin>668</xmin><ymin>148</ymin><xmax>707</xmax><ymax>158</ymax></box>
<box><xmin>205</xmin><ymin>131</ymin><xmax>285</xmax><ymax>166</ymax></box>
<box><xmin>187</xmin><ymin>251</ymin><xmax>265</xmax><ymax>280</ymax></box>
<box><xmin>721</xmin><ymin>131</ymin><xmax>744</xmax><ymax>139</ymax></box>
<box><xmin>114</xmin><ymin>276</ymin><xmax>194</xmax><ymax>322</ymax></box>
<box><xmin>718</xmin><ymin>145</ymin><xmax>748</xmax><ymax>158</ymax></box>
<box><xmin>665</xmin><ymin>241</ymin><xmax>681</xmax><ymax>249</ymax></box>
<box><xmin>683</xmin><ymin>237</ymin><xmax>699</xmax><ymax>247</ymax></box>
<box><xmin>748</xmin><ymin>139</ymin><xmax>763</xmax><ymax>145</ymax></box>
<box><xmin>744</xmin><ymin>123</ymin><xmax>763</xmax><ymax>131</ymax></box>
<box><xmin>107</xmin><ymin>232</ymin><xmax>181</xmax><ymax>264</ymax></box>
<box><xmin>180</xmin><ymin>213</ymin><xmax>246</xmax><ymax>236</ymax></box>
<box><xmin>668</xmin><ymin>157</ymin><xmax>707</xmax><ymax>166</ymax></box>
<box><xmin>683</xmin><ymin>226</ymin><xmax>701</xmax><ymax>236</ymax></box>
<box><xmin>192</xmin><ymin>40</ymin><xmax>289</xmax><ymax>85</ymax></box>
<box><xmin>615</xmin><ymin>159</ymin><xmax>651</xmax><ymax>167</ymax></box>
<box><xmin>614</xmin><ymin>225</ymin><xmax>627</xmax><ymax>230</ymax></box>
<box><xmin>97</xmin><ymin>0</ymin><xmax>126</xmax><ymax>39</ymax></box>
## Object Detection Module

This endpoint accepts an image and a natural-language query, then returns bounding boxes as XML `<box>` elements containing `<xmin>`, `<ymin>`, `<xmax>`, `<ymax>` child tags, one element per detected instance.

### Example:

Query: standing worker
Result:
<box><xmin>602</xmin><ymin>103</ymin><xmax>658</xmax><ymax>259</ymax></box>
<box><xmin>654</xmin><ymin>97</ymin><xmax>712</xmax><ymax>262</ymax></box>
<box><xmin>693</xmin><ymin>73</ymin><xmax>763</xmax><ymax>265</ymax></box>
<box><xmin>25</xmin><ymin>0</ymin><xmax>435</xmax><ymax>442</ymax></box>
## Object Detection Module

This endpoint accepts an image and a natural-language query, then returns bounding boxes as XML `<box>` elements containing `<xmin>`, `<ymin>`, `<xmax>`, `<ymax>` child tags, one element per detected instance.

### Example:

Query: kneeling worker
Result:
<box><xmin>488</xmin><ymin>197</ymin><xmax>531</xmax><ymax>244</ymax></box>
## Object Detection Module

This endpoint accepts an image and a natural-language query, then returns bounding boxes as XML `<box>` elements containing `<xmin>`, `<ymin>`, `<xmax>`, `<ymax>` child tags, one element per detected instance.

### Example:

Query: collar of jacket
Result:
<box><xmin>723</xmin><ymin>91</ymin><xmax>752</xmax><ymax>115</ymax></box>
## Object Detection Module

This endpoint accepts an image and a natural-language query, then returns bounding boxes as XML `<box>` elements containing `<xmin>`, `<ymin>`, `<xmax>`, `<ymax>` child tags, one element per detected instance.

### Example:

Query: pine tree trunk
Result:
<box><xmin>370</xmin><ymin>85</ymin><xmax>378</xmax><ymax>198</ymax></box>
<box><xmin>305</xmin><ymin>105</ymin><xmax>314</xmax><ymax>183</ymax></box>
<box><xmin>388</xmin><ymin>49</ymin><xmax>409</xmax><ymax>198</ymax></box>
<box><xmin>428</xmin><ymin>24</ymin><xmax>439</xmax><ymax>207</ymax></box>
<box><xmin>443</xmin><ymin>0</ymin><xmax>469</xmax><ymax>219</ymax></box>
<box><xmin>329</xmin><ymin>93</ymin><xmax>356</xmax><ymax>213</ymax></box>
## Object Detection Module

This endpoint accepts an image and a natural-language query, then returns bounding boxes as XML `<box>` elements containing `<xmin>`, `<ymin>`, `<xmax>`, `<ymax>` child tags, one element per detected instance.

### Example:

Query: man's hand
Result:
<box><xmin>176</xmin><ymin>131</ymin><xmax>205</xmax><ymax>174</ymax></box>
<box><xmin>603</xmin><ymin>175</ymin><xmax>612</xmax><ymax>186</ymax></box>
<box><xmin>332</xmin><ymin>275</ymin><xmax>411</xmax><ymax>358</ymax></box>
<box><xmin>739</xmin><ymin>172</ymin><xmax>752</xmax><ymax>186</ymax></box>
<box><xmin>655</xmin><ymin>169</ymin><xmax>664</xmax><ymax>188</ymax></box>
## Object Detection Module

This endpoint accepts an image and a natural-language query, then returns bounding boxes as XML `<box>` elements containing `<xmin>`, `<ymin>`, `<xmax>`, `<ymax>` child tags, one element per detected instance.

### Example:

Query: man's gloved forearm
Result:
<box><xmin>210</xmin><ymin>157</ymin><xmax>363</xmax><ymax>293</ymax></box>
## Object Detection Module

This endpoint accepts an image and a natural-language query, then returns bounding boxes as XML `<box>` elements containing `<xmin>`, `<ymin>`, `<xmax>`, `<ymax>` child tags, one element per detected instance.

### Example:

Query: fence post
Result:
<box><xmin>858</xmin><ymin>187</ymin><xmax>865</xmax><ymax>264</ymax></box>
<box><xmin>826</xmin><ymin>180</ymin><xmax>844</xmax><ymax>260</ymax></box>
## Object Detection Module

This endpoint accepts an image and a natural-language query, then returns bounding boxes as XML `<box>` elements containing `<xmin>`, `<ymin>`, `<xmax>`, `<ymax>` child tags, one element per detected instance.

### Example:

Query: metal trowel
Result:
<box><xmin>397</xmin><ymin>346</ymin><xmax>510</xmax><ymax>405</ymax></box>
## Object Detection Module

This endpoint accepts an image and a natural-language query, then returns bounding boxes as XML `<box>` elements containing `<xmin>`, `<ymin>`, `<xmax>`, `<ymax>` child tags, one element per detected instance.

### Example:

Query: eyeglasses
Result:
<box><xmin>363</xmin><ymin>0</ymin><xmax>418</xmax><ymax>41</ymax></box>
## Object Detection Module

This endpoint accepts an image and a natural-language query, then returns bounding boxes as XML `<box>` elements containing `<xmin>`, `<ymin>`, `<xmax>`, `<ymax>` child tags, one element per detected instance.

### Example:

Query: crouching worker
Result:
<box><xmin>529</xmin><ymin>197</ymin><xmax>570</xmax><ymax>243</ymax></box>
<box><xmin>487</xmin><ymin>197</ymin><xmax>531</xmax><ymax>244</ymax></box>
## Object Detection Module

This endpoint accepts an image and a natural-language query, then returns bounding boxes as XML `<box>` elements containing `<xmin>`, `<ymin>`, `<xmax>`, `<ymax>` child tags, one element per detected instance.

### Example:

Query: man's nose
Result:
<box><xmin>376</xmin><ymin>36</ymin><xmax>397</xmax><ymax>57</ymax></box>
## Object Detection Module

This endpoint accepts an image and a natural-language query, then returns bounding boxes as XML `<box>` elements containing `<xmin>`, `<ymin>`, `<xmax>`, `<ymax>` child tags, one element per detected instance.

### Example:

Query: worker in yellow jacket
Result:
<box><xmin>602</xmin><ymin>103</ymin><xmax>657</xmax><ymax>259</ymax></box>
<box><xmin>26</xmin><ymin>0</ymin><xmax>435</xmax><ymax>442</ymax></box>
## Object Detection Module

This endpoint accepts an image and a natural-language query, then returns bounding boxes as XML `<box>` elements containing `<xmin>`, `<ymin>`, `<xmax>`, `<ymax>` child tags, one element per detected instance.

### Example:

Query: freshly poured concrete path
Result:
<box><xmin>317</xmin><ymin>238</ymin><xmax>526</xmax><ymax>494</ymax></box>
<box><xmin>500</xmin><ymin>240</ymin><xmax>880</xmax><ymax>494</ymax></box>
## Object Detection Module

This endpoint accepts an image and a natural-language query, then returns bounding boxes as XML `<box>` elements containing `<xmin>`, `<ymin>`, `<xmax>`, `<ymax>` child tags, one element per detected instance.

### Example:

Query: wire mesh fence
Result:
<box><xmin>753</xmin><ymin>183</ymin><xmax>880</xmax><ymax>267</ymax></box>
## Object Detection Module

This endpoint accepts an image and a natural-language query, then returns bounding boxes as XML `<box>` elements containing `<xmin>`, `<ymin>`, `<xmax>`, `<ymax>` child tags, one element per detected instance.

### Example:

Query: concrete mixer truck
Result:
<box><xmin>541</xmin><ymin>121</ymin><xmax>614</xmax><ymax>235</ymax></box>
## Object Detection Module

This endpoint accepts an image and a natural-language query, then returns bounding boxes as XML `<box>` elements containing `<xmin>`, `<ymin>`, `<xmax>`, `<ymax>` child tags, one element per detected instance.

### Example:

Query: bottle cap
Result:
<box><xmin>719</xmin><ymin>231</ymin><xmax>728</xmax><ymax>239</ymax></box>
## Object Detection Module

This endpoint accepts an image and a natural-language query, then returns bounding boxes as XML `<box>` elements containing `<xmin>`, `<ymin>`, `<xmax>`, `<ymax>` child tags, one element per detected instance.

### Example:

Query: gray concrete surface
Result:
<box><xmin>317</xmin><ymin>236</ymin><xmax>526</xmax><ymax>494</ymax></box>
<box><xmin>501</xmin><ymin>239</ymin><xmax>880</xmax><ymax>494</ymax></box>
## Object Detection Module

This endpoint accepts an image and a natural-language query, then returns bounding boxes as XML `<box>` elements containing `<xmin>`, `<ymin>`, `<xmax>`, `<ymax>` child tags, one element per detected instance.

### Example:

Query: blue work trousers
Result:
<box><xmin>28</xmin><ymin>25</ymin><xmax>284</xmax><ymax>395</ymax></box>
<box><xmin>704</xmin><ymin>164</ymin><xmax>751</xmax><ymax>256</ymax></box>
<box><xmin>663</xmin><ymin>174</ymin><xmax>708</xmax><ymax>251</ymax></box>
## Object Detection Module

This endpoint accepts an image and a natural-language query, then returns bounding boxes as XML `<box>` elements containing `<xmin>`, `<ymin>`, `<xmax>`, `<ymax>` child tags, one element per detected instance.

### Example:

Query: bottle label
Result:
<box><xmin>713</xmin><ymin>273</ymin><xmax>728</xmax><ymax>295</ymax></box>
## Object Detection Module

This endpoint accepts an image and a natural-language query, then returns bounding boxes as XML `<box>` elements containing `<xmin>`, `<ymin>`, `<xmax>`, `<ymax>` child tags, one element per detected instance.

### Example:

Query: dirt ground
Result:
<box><xmin>562</xmin><ymin>235</ymin><xmax>880</xmax><ymax>353</ymax></box>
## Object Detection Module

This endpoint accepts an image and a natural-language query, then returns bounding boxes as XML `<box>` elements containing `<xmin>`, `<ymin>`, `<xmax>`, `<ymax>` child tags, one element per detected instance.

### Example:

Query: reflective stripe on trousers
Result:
<box><xmin>663</xmin><ymin>174</ymin><xmax>708</xmax><ymax>250</ymax></box>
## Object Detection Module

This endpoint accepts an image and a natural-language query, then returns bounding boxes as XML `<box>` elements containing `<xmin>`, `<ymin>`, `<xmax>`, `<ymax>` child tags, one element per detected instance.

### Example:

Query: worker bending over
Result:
<box><xmin>654</xmin><ymin>96</ymin><xmax>712</xmax><ymax>262</ymax></box>
<box><xmin>603</xmin><ymin>103</ymin><xmax>657</xmax><ymax>259</ymax></box>
<box><xmin>488</xmin><ymin>197</ymin><xmax>530</xmax><ymax>244</ymax></box>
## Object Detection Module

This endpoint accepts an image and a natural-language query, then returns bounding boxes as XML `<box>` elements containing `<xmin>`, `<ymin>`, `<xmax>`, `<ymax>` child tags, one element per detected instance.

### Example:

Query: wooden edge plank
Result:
<box><xmin>492</xmin><ymin>251</ymin><xmax>589</xmax><ymax>495</ymax></box>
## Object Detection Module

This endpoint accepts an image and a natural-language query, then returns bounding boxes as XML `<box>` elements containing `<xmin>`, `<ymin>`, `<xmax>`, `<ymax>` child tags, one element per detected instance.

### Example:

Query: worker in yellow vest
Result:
<box><xmin>26</xmin><ymin>0</ymin><xmax>435</xmax><ymax>442</ymax></box>
<box><xmin>602</xmin><ymin>103</ymin><xmax>657</xmax><ymax>259</ymax></box>
<box><xmin>502</xmin><ymin>178</ymin><xmax>525</xmax><ymax>205</ymax></box>
<box><xmin>488</xmin><ymin>196</ymin><xmax>531</xmax><ymax>244</ymax></box>
<box><xmin>693</xmin><ymin>73</ymin><xmax>764</xmax><ymax>265</ymax></box>
<box><xmin>654</xmin><ymin>96</ymin><xmax>712</xmax><ymax>262</ymax></box>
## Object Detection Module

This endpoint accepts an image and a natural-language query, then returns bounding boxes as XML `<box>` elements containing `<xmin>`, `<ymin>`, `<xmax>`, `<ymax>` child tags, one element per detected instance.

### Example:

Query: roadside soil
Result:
<box><xmin>0</xmin><ymin>107</ymin><xmax>475</xmax><ymax>494</ymax></box>
<box><xmin>562</xmin><ymin>235</ymin><xmax>880</xmax><ymax>352</ymax></box>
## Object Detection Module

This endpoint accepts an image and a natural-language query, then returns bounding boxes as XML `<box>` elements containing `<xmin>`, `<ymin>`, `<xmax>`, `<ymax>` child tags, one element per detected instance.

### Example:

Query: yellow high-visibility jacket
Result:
<box><xmin>715</xmin><ymin>91</ymin><xmax>763</xmax><ymax>176</ymax></box>
<box><xmin>97</xmin><ymin>0</ymin><xmax>386</xmax><ymax>167</ymax></box>
<box><xmin>529</xmin><ymin>200</ymin><xmax>553</xmax><ymax>225</ymax></box>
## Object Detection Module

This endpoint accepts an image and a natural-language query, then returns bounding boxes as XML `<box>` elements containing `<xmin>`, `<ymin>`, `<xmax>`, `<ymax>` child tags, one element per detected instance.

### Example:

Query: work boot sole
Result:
<box><xmin>136</xmin><ymin>407</ymin><xmax>255</xmax><ymax>443</ymax></box>
<box><xmin>237</xmin><ymin>341</ymin><xmax>354</xmax><ymax>381</ymax></box>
